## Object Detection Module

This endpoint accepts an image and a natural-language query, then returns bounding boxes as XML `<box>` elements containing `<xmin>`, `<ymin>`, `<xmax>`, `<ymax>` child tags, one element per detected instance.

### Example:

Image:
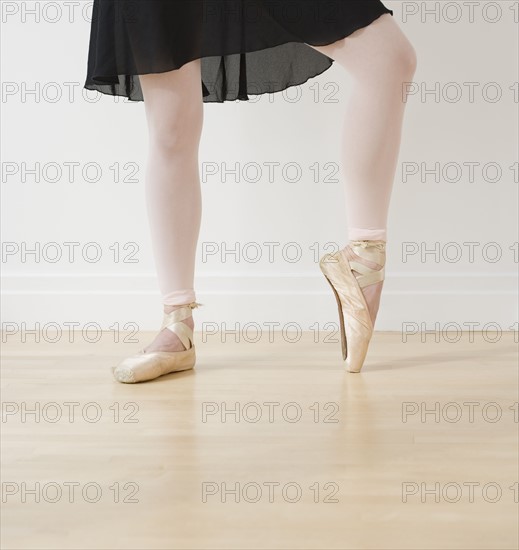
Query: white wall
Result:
<box><xmin>2</xmin><ymin>1</ymin><xmax>518</xmax><ymax>338</ymax></box>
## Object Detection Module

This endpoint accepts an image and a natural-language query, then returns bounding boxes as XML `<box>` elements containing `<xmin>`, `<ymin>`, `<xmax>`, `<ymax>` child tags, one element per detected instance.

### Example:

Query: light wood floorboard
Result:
<box><xmin>1</xmin><ymin>332</ymin><xmax>518</xmax><ymax>549</ymax></box>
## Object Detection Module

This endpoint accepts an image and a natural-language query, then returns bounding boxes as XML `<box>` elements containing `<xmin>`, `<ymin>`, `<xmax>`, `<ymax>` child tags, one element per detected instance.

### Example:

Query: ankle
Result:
<box><xmin>163</xmin><ymin>302</ymin><xmax>198</xmax><ymax>315</ymax></box>
<box><xmin>162</xmin><ymin>303</ymin><xmax>198</xmax><ymax>334</ymax></box>
<box><xmin>347</xmin><ymin>239</ymin><xmax>386</xmax><ymax>258</ymax></box>
<box><xmin>348</xmin><ymin>239</ymin><xmax>386</xmax><ymax>248</ymax></box>
<box><xmin>341</xmin><ymin>242</ymin><xmax>386</xmax><ymax>278</ymax></box>
<box><xmin>164</xmin><ymin>303</ymin><xmax>187</xmax><ymax>314</ymax></box>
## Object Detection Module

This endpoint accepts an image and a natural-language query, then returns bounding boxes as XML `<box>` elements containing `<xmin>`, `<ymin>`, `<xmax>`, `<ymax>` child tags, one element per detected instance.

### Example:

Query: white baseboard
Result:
<box><xmin>1</xmin><ymin>272</ymin><xmax>517</xmax><ymax>331</ymax></box>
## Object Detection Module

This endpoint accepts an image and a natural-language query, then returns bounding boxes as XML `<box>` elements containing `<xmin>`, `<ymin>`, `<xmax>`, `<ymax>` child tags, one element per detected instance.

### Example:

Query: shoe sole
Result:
<box><xmin>320</xmin><ymin>267</ymin><xmax>347</xmax><ymax>361</ymax></box>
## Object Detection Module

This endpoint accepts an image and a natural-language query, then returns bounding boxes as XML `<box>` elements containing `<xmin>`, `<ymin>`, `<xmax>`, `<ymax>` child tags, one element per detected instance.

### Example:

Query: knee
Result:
<box><xmin>395</xmin><ymin>39</ymin><xmax>418</xmax><ymax>79</ymax></box>
<box><xmin>342</xmin><ymin>36</ymin><xmax>418</xmax><ymax>84</ymax></box>
<box><xmin>148</xmin><ymin>103</ymin><xmax>203</xmax><ymax>156</ymax></box>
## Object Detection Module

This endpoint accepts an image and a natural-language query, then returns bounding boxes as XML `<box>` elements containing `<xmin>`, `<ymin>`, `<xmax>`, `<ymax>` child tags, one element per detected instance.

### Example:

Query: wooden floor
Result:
<box><xmin>1</xmin><ymin>331</ymin><xmax>518</xmax><ymax>550</ymax></box>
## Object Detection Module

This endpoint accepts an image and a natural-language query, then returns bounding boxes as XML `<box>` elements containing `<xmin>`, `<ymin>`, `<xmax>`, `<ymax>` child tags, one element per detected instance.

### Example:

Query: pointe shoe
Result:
<box><xmin>319</xmin><ymin>240</ymin><xmax>386</xmax><ymax>373</ymax></box>
<box><xmin>112</xmin><ymin>301</ymin><xmax>202</xmax><ymax>384</ymax></box>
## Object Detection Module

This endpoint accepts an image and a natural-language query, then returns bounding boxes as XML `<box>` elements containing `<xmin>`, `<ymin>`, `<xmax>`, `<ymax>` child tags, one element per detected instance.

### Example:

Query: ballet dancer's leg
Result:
<box><xmin>139</xmin><ymin>59</ymin><xmax>204</xmax><ymax>353</ymax></box>
<box><xmin>308</xmin><ymin>13</ymin><xmax>417</xmax><ymax>324</ymax></box>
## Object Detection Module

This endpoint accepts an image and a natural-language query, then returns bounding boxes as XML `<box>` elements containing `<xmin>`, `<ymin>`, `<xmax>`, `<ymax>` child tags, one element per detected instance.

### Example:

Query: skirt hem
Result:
<box><xmin>84</xmin><ymin>6</ymin><xmax>394</xmax><ymax>103</ymax></box>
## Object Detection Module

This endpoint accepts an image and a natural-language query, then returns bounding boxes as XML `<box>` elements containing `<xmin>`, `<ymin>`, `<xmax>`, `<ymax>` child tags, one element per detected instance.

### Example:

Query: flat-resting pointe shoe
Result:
<box><xmin>319</xmin><ymin>241</ymin><xmax>385</xmax><ymax>373</ymax></box>
<box><xmin>112</xmin><ymin>302</ymin><xmax>203</xmax><ymax>384</ymax></box>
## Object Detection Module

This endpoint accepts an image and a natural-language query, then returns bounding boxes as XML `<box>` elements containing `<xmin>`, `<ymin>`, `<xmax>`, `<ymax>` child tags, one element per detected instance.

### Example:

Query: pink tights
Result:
<box><xmin>140</xmin><ymin>59</ymin><xmax>204</xmax><ymax>307</ymax></box>
<box><xmin>140</xmin><ymin>13</ymin><xmax>417</xmax><ymax>311</ymax></box>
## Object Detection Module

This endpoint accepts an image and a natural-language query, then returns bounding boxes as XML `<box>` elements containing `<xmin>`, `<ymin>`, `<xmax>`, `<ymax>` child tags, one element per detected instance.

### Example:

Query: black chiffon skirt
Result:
<box><xmin>84</xmin><ymin>0</ymin><xmax>394</xmax><ymax>103</ymax></box>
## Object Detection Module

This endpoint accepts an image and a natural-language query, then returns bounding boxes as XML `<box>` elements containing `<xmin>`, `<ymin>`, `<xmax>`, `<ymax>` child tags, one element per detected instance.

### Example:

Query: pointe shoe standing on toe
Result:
<box><xmin>319</xmin><ymin>240</ymin><xmax>386</xmax><ymax>373</ymax></box>
<box><xmin>112</xmin><ymin>301</ymin><xmax>202</xmax><ymax>384</ymax></box>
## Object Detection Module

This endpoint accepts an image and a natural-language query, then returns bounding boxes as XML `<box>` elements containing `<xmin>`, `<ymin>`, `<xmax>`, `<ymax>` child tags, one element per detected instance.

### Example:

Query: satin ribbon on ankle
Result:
<box><xmin>349</xmin><ymin>239</ymin><xmax>386</xmax><ymax>250</ymax></box>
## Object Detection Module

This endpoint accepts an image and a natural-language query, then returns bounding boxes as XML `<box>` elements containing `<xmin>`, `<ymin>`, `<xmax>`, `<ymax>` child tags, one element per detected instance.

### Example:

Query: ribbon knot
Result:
<box><xmin>349</xmin><ymin>240</ymin><xmax>386</xmax><ymax>252</ymax></box>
